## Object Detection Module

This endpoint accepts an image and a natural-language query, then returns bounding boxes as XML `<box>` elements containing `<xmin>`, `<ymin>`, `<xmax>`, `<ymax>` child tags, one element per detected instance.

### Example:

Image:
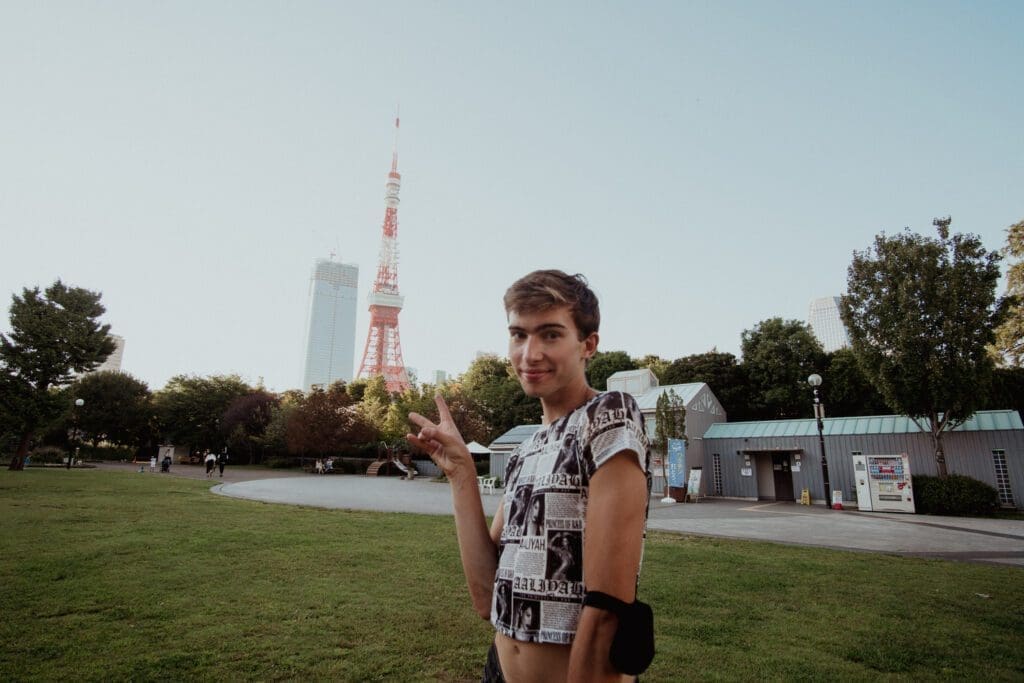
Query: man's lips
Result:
<box><xmin>519</xmin><ymin>369</ymin><xmax>550</xmax><ymax>382</ymax></box>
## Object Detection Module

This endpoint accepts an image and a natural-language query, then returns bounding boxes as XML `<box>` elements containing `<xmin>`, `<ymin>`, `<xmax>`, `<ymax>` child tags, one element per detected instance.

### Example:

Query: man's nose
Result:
<box><xmin>524</xmin><ymin>335</ymin><xmax>544</xmax><ymax>362</ymax></box>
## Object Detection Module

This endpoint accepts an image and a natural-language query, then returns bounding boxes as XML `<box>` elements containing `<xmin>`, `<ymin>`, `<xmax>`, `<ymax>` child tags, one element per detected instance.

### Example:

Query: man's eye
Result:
<box><xmin>544</xmin><ymin>332</ymin><xmax>560</xmax><ymax>341</ymax></box>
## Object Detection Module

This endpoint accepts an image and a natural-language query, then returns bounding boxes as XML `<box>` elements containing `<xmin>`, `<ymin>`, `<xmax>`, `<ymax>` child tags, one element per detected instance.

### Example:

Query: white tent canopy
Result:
<box><xmin>466</xmin><ymin>441</ymin><xmax>492</xmax><ymax>455</ymax></box>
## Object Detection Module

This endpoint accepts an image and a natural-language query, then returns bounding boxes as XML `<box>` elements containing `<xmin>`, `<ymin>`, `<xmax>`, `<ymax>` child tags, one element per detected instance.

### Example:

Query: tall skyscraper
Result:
<box><xmin>95</xmin><ymin>334</ymin><xmax>125</xmax><ymax>373</ymax></box>
<box><xmin>808</xmin><ymin>296</ymin><xmax>851</xmax><ymax>353</ymax></box>
<box><xmin>303</xmin><ymin>258</ymin><xmax>359</xmax><ymax>391</ymax></box>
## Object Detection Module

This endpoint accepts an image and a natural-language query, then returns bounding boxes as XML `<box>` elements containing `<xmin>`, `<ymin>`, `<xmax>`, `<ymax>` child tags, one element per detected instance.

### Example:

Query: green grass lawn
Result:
<box><xmin>1</xmin><ymin>470</ymin><xmax>1022</xmax><ymax>682</ymax></box>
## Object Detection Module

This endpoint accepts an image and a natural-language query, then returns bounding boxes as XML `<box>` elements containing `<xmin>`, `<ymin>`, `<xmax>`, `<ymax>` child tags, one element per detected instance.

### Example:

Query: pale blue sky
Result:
<box><xmin>1</xmin><ymin>1</ymin><xmax>1021</xmax><ymax>392</ymax></box>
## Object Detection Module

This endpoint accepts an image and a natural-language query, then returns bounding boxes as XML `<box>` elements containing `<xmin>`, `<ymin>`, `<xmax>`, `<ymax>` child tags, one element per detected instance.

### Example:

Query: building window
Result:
<box><xmin>712</xmin><ymin>453</ymin><xmax>723</xmax><ymax>496</ymax></box>
<box><xmin>851</xmin><ymin>450</ymin><xmax>862</xmax><ymax>456</ymax></box>
<box><xmin>992</xmin><ymin>450</ymin><xmax>1014</xmax><ymax>506</ymax></box>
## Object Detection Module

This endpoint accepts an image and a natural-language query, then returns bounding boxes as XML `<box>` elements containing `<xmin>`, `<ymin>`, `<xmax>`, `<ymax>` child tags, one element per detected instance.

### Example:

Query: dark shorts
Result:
<box><xmin>481</xmin><ymin>642</ymin><xmax>505</xmax><ymax>683</ymax></box>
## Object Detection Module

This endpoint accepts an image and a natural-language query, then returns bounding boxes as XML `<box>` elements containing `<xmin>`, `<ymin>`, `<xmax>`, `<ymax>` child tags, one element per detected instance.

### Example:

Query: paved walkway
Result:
<box><xmin>100</xmin><ymin>463</ymin><xmax>1024</xmax><ymax>567</ymax></box>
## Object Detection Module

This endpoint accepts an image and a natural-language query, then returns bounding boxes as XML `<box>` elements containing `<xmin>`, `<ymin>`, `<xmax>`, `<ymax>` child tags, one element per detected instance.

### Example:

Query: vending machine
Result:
<box><xmin>852</xmin><ymin>454</ymin><xmax>915</xmax><ymax>513</ymax></box>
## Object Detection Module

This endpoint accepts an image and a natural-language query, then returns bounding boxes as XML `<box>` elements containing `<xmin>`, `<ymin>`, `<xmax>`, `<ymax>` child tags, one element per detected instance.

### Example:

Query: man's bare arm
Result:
<box><xmin>568</xmin><ymin>451</ymin><xmax>648</xmax><ymax>682</ymax></box>
<box><xmin>408</xmin><ymin>395</ymin><xmax>503</xmax><ymax>619</ymax></box>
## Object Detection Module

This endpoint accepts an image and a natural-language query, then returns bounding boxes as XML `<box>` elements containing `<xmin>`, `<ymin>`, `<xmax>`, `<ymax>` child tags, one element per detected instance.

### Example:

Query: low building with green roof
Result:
<box><xmin>701</xmin><ymin>410</ymin><xmax>1023</xmax><ymax>508</ymax></box>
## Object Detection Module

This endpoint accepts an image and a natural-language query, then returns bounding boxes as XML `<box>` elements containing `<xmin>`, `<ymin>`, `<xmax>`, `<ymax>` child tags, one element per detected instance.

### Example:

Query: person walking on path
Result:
<box><xmin>204</xmin><ymin>450</ymin><xmax>216</xmax><ymax>479</ymax></box>
<box><xmin>217</xmin><ymin>450</ymin><xmax>228</xmax><ymax>478</ymax></box>
<box><xmin>408</xmin><ymin>270</ymin><xmax>652</xmax><ymax>682</ymax></box>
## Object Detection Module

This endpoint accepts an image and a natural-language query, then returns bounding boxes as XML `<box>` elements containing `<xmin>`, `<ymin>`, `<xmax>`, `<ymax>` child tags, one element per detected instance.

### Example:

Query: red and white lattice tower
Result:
<box><xmin>356</xmin><ymin>115</ymin><xmax>411</xmax><ymax>393</ymax></box>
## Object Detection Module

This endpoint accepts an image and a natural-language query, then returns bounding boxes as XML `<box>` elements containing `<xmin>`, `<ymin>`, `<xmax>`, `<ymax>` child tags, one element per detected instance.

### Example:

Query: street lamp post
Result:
<box><xmin>69</xmin><ymin>398</ymin><xmax>85</xmax><ymax>469</ymax></box>
<box><xmin>806</xmin><ymin>374</ymin><xmax>832</xmax><ymax>509</ymax></box>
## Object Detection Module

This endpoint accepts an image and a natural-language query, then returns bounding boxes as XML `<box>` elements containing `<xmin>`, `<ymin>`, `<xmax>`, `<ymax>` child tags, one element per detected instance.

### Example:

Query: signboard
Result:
<box><xmin>686</xmin><ymin>468</ymin><xmax>702</xmax><ymax>501</ymax></box>
<box><xmin>667</xmin><ymin>438</ymin><xmax>686</xmax><ymax>488</ymax></box>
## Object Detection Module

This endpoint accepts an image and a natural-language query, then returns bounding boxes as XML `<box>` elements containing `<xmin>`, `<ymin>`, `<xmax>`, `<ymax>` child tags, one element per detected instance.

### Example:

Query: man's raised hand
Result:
<box><xmin>407</xmin><ymin>394</ymin><xmax>472</xmax><ymax>479</ymax></box>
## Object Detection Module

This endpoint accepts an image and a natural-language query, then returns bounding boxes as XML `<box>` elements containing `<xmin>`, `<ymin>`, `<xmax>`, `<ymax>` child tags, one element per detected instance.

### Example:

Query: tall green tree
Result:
<box><xmin>1</xmin><ymin>281</ymin><xmax>115</xmax><ymax>469</ymax></box>
<box><xmin>653</xmin><ymin>388</ymin><xmax>687</xmax><ymax>496</ymax></box>
<box><xmin>663</xmin><ymin>350</ymin><xmax>751</xmax><ymax>420</ymax></box>
<box><xmin>153</xmin><ymin>374</ymin><xmax>252</xmax><ymax>453</ymax></box>
<box><xmin>740</xmin><ymin>319</ymin><xmax>825</xmax><ymax>419</ymax></box>
<box><xmin>841</xmin><ymin>218</ymin><xmax>1002</xmax><ymax>477</ymax></box>
<box><xmin>68</xmin><ymin>371</ymin><xmax>155</xmax><ymax>449</ymax></box>
<box><xmin>286</xmin><ymin>383</ymin><xmax>377</xmax><ymax>458</ymax></box>
<box><xmin>992</xmin><ymin>219</ymin><xmax>1024</xmax><ymax>366</ymax></box>
<box><xmin>459</xmin><ymin>354</ymin><xmax>542</xmax><ymax>439</ymax></box>
<box><xmin>586</xmin><ymin>350</ymin><xmax>637</xmax><ymax>391</ymax></box>
<box><xmin>220</xmin><ymin>390</ymin><xmax>279</xmax><ymax>464</ymax></box>
<box><xmin>821</xmin><ymin>349</ymin><xmax>889</xmax><ymax>417</ymax></box>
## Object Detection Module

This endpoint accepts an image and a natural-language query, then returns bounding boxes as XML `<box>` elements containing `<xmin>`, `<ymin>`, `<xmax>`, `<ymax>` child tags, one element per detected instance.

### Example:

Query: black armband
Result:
<box><xmin>582</xmin><ymin>590</ymin><xmax>655</xmax><ymax>675</ymax></box>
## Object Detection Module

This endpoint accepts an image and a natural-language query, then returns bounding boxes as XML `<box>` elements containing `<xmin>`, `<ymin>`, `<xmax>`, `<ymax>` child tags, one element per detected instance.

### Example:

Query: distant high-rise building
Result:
<box><xmin>808</xmin><ymin>297</ymin><xmax>851</xmax><ymax>353</ymax></box>
<box><xmin>93</xmin><ymin>334</ymin><xmax>125</xmax><ymax>373</ymax></box>
<box><xmin>303</xmin><ymin>258</ymin><xmax>359</xmax><ymax>391</ymax></box>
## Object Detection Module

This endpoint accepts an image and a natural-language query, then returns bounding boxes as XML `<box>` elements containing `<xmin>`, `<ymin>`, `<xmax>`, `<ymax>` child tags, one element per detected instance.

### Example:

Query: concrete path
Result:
<box><xmin>100</xmin><ymin>463</ymin><xmax>1024</xmax><ymax>567</ymax></box>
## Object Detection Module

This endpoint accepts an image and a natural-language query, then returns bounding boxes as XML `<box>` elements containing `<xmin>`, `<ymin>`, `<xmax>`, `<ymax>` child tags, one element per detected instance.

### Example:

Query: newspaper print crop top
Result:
<box><xmin>490</xmin><ymin>391</ymin><xmax>651</xmax><ymax>645</ymax></box>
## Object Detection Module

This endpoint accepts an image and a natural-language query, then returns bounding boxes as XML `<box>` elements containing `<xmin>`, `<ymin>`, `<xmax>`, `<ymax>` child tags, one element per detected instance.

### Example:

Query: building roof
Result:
<box><xmin>703</xmin><ymin>410</ymin><xmax>1023</xmax><ymax>439</ymax></box>
<box><xmin>630</xmin><ymin>383</ymin><xmax>707</xmax><ymax>411</ymax></box>
<box><xmin>489</xmin><ymin>424</ymin><xmax>542</xmax><ymax>447</ymax></box>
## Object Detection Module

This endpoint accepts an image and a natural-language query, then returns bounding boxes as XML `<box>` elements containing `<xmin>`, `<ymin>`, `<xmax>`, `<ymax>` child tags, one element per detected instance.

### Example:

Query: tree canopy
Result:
<box><xmin>992</xmin><ymin>219</ymin><xmax>1024</xmax><ymax>366</ymax></box>
<box><xmin>1</xmin><ymin>281</ymin><xmax>115</xmax><ymax>469</ymax></box>
<box><xmin>68</xmin><ymin>371</ymin><xmax>154</xmax><ymax>449</ymax></box>
<box><xmin>586</xmin><ymin>350</ymin><xmax>636</xmax><ymax>391</ymax></box>
<box><xmin>740</xmin><ymin>318</ymin><xmax>824</xmax><ymax>419</ymax></box>
<box><xmin>153</xmin><ymin>374</ymin><xmax>252</xmax><ymax>453</ymax></box>
<box><xmin>662</xmin><ymin>350</ymin><xmax>751</xmax><ymax>420</ymax></box>
<box><xmin>841</xmin><ymin>218</ymin><xmax>1002</xmax><ymax>476</ymax></box>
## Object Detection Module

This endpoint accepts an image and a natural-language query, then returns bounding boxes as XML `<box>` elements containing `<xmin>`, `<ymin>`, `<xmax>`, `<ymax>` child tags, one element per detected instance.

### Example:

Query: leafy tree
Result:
<box><xmin>634</xmin><ymin>354</ymin><xmax>669</xmax><ymax>382</ymax></box>
<box><xmin>357</xmin><ymin>376</ymin><xmax>393</xmax><ymax>437</ymax></box>
<box><xmin>459</xmin><ymin>354</ymin><xmax>542</xmax><ymax>440</ymax></box>
<box><xmin>586</xmin><ymin>350</ymin><xmax>637</xmax><ymax>391</ymax></box>
<box><xmin>255</xmin><ymin>390</ymin><xmax>303</xmax><ymax>459</ymax></box>
<box><xmin>286</xmin><ymin>383</ymin><xmax>377</xmax><ymax>458</ymax></box>
<box><xmin>740</xmin><ymin>319</ymin><xmax>824</xmax><ymax>419</ymax></box>
<box><xmin>982</xmin><ymin>366</ymin><xmax>1024</xmax><ymax>422</ymax></box>
<box><xmin>821</xmin><ymin>349</ymin><xmax>889</xmax><ymax>417</ymax></box>
<box><xmin>841</xmin><ymin>218</ymin><xmax>1002</xmax><ymax>477</ymax></box>
<box><xmin>992</xmin><ymin>219</ymin><xmax>1024</xmax><ymax>366</ymax></box>
<box><xmin>653</xmin><ymin>388</ymin><xmax>687</xmax><ymax>495</ymax></box>
<box><xmin>663</xmin><ymin>350</ymin><xmax>751</xmax><ymax>420</ymax></box>
<box><xmin>68</xmin><ymin>371</ymin><xmax>154</xmax><ymax>449</ymax></box>
<box><xmin>220</xmin><ymin>390</ymin><xmax>279</xmax><ymax>464</ymax></box>
<box><xmin>1</xmin><ymin>281</ymin><xmax>115</xmax><ymax>470</ymax></box>
<box><xmin>153</xmin><ymin>374</ymin><xmax>252</xmax><ymax>454</ymax></box>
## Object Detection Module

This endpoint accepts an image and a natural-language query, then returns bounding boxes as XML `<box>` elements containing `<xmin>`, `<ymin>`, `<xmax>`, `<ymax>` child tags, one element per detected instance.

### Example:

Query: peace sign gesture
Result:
<box><xmin>407</xmin><ymin>394</ymin><xmax>473</xmax><ymax>480</ymax></box>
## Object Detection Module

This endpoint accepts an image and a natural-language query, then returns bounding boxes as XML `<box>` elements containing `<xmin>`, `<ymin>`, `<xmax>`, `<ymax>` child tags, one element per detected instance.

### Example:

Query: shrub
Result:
<box><xmin>912</xmin><ymin>474</ymin><xmax>1000</xmax><ymax>516</ymax></box>
<box><xmin>265</xmin><ymin>457</ymin><xmax>296</xmax><ymax>469</ymax></box>
<box><xmin>28</xmin><ymin>446</ymin><xmax>68</xmax><ymax>464</ymax></box>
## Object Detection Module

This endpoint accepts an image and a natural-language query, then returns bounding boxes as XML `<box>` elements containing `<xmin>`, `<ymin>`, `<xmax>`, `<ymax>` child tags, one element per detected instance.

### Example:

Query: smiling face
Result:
<box><xmin>508</xmin><ymin>305</ymin><xmax>598</xmax><ymax>422</ymax></box>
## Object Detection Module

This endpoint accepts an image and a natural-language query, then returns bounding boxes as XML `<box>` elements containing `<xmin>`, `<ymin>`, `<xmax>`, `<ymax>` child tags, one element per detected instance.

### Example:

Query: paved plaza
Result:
<box><xmin>99</xmin><ymin>463</ymin><xmax>1024</xmax><ymax>566</ymax></box>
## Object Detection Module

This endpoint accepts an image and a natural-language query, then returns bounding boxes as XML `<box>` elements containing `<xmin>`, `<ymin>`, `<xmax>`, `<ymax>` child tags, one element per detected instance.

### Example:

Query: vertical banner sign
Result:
<box><xmin>667</xmin><ymin>438</ymin><xmax>686</xmax><ymax>488</ymax></box>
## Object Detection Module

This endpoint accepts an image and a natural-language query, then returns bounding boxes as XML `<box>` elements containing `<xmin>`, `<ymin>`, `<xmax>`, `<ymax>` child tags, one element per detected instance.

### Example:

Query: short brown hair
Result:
<box><xmin>503</xmin><ymin>270</ymin><xmax>600</xmax><ymax>338</ymax></box>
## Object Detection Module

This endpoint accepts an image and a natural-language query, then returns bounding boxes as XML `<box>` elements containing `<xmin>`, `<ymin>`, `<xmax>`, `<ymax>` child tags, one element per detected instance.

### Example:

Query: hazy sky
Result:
<box><xmin>2</xmin><ymin>1</ymin><xmax>1021</xmax><ymax>393</ymax></box>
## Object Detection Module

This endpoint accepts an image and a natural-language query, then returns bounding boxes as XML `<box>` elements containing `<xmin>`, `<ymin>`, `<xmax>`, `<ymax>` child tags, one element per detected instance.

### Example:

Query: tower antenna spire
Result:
<box><xmin>392</xmin><ymin>105</ymin><xmax>400</xmax><ymax>172</ymax></box>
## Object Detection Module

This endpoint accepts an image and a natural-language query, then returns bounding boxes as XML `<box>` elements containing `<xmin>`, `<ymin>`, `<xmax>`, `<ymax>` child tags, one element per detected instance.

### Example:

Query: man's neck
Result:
<box><xmin>540</xmin><ymin>383</ymin><xmax>598</xmax><ymax>425</ymax></box>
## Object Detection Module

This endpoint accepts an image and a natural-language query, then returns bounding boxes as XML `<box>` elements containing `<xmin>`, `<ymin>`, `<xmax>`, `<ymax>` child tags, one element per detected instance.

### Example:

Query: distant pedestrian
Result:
<box><xmin>217</xmin><ymin>450</ymin><xmax>228</xmax><ymax>478</ymax></box>
<box><xmin>149</xmin><ymin>455</ymin><xmax>157</xmax><ymax>472</ymax></box>
<box><xmin>204</xmin><ymin>451</ymin><xmax>216</xmax><ymax>479</ymax></box>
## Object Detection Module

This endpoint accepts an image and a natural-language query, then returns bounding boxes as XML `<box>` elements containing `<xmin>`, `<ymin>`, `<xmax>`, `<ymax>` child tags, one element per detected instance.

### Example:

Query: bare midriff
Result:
<box><xmin>494</xmin><ymin>632</ymin><xmax>570</xmax><ymax>682</ymax></box>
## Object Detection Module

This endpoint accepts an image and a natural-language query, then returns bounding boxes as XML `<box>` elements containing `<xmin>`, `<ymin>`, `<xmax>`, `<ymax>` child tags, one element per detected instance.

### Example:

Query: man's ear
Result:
<box><xmin>582</xmin><ymin>333</ymin><xmax>599</xmax><ymax>360</ymax></box>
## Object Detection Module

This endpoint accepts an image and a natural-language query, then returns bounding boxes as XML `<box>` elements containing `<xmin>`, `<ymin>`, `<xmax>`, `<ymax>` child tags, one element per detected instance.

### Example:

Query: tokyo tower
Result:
<box><xmin>356</xmin><ymin>115</ymin><xmax>411</xmax><ymax>393</ymax></box>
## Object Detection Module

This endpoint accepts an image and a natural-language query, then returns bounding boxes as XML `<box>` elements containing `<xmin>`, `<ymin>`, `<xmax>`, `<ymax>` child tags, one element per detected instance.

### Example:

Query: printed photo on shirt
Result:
<box><xmin>546</xmin><ymin>530</ymin><xmax>582</xmax><ymax>582</ymax></box>
<box><xmin>513</xmin><ymin>598</ymin><xmax>541</xmax><ymax>640</ymax></box>
<box><xmin>526</xmin><ymin>494</ymin><xmax>545</xmax><ymax>537</ymax></box>
<box><xmin>508</xmin><ymin>484</ymin><xmax>533</xmax><ymax>532</ymax></box>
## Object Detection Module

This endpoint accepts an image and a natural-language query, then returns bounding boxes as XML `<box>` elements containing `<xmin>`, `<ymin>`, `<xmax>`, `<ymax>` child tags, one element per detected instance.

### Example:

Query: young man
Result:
<box><xmin>408</xmin><ymin>270</ymin><xmax>651</xmax><ymax>682</ymax></box>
